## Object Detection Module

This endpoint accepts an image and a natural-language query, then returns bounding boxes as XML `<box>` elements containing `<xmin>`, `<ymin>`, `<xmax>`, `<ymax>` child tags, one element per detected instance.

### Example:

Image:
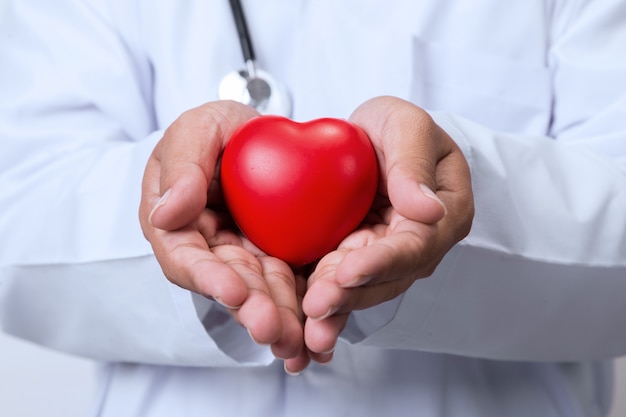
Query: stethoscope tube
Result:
<box><xmin>228</xmin><ymin>0</ymin><xmax>256</xmax><ymax>70</ymax></box>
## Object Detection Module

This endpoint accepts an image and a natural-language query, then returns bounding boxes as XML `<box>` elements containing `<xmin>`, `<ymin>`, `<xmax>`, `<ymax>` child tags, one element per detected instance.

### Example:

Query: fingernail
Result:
<box><xmin>419</xmin><ymin>184</ymin><xmax>447</xmax><ymax>215</ymax></box>
<box><xmin>213</xmin><ymin>296</ymin><xmax>240</xmax><ymax>310</ymax></box>
<box><xmin>284</xmin><ymin>363</ymin><xmax>301</xmax><ymax>376</ymax></box>
<box><xmin>320</xmin><ymin>346</ymin><xmax>335</xmax><ymax>355</ymax></box>
<box><xmin>148</xmin><ymin>188</ymin><xmax>171</xmax><ymax>226</ymax></box>
<box><xmin>246</xmin><ymin>327</ymin><xmax>269</xmax><ymax>346</ymax></box>
<box><xmin>317</xmin><ymin>352</ymin><xmax>334</xmax><ymax>365</ymax></box>
<box><xmin>311</xmin><ymin>305</ymin><xmax>338</xmax><ymax>321</ymax></box>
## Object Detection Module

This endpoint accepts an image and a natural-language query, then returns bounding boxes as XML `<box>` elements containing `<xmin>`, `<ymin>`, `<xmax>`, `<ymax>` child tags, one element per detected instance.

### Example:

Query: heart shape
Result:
<box><xmin>220</xmin><ymin>116</ymin><xmax>379</xmax><ymax>265</ymax></box>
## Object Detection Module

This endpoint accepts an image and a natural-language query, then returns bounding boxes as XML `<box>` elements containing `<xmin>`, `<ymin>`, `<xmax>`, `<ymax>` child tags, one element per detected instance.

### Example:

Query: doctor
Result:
<box><xmin>1</xmin><ymin>1</ymin><xmax>626</xmax><ymax>417</ymax></box>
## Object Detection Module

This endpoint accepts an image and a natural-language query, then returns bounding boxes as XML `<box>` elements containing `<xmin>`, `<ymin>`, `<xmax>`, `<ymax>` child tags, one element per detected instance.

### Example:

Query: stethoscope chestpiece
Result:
<box><xmin>218</xmin><ymin>61</ymin><xmax>292</xmax><ymax>117</ymax></box>
<box><xmin>219</xmin><ymin>0</ymin><xmax>292</xmax><ymax>117</ymax></box>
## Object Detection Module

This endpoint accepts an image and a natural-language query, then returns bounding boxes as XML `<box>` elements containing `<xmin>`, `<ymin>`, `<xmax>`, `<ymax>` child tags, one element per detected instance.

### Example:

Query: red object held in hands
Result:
<box><xmin>220</xmin><ymin>116</ymin><xmax>379</xmax><ymax>266</ymax></box>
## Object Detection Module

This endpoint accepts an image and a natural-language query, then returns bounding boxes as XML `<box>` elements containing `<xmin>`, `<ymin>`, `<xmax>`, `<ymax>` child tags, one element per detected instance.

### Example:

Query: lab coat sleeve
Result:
<box><xmin>0</xmin><ymin>0</ymin><xmax>272</xmax><ymax>366</ymax></box>
<box><xmin>344</xmin><ymin>0</ymin><xmax>626</xmax><ymax>362</ymax></box>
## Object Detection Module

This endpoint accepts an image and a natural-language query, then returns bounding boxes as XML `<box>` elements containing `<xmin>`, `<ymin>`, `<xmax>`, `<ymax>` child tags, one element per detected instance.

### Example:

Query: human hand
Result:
<box><xmin>301</xmin><ymin>96</ymin><xmax>474</xmax><ymax>358</ymax></box>
<box><xmin>138</xmin><ymin>101</ymin><xmax>309</xmax><ymax>368</ymax></box>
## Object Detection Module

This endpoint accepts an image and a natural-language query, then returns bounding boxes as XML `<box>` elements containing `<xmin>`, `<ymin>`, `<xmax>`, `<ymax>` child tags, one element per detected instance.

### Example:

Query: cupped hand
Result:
<box><xmin>138</xmin><ymin>101</ymin><xmax>309</xmax><ymax>367</ymax></box>
<box><xmin>302</xmin><ymin>96</ymin><xmax>475</xmax><ymax>357</ymax></box>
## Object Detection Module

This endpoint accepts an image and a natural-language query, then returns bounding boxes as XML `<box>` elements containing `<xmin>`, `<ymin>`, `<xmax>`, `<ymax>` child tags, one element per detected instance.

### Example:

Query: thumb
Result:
<box><xmin>349</xmin><ymin>96</ymin><xmax>447</xmax><ymax>224</ymax></box>
<box><xmin>387</xmin><ymin>162</ymin><xmax>447</xmax><ymax>224</ymax></box>
<box><xmin>145</xmin><ymin>101</ymin><xmax>258</xmax><ymax>230</ymax></box>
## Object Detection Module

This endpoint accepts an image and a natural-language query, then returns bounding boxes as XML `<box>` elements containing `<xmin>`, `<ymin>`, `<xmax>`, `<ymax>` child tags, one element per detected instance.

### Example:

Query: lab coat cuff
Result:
<box><xmin>341</xmin><ymin>295</ymin><xmax>404</xmax><ymax>344</ymax></box>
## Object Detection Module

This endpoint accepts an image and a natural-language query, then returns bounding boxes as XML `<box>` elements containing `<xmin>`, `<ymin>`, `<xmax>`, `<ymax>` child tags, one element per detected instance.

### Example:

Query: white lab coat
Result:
<box><xmin>1</xmin><ymin>0</ymin><xmax>625</xmax><ymax>416</ymax></box>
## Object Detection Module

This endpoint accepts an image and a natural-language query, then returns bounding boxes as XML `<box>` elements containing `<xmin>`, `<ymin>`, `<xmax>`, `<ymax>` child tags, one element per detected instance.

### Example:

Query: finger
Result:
<box><xmin>148</xmin><ymin>221</ymin><xmax>249</xmax><ymax>309</ymax></box>
<box><xmin>320</xmin><ymin>211</ymin><xmax>437</xmax><ymax>286</ymax></box>
<box><xmin>283</xmin><ymin>349</ymin><xmax>311</xmax><ymax>376</ymax></box>
<box><xmin>301</xmin><ymin>250</ymin><xmax>347</xmax><ymax>319</ymax></box>
<box><xmin>304</xmin><ymin>258</ymin><xmax>416</xmax><ymax>320</ymax></box>
<box><xmin>259</xmin><ymin>256</ymin><xmax>305</xmax><ymax>360</ymax></box>
<box><xmin>303</xmin><ymin>223</ymin><xmax>435</xmax><ymax>319</ymax></box>
<box><xmin>349</xmin><ymin>96</ymin><xmax>451</xmax><ymax>224</ymax></box>
<box><xmin>308</xmin><ymin>278</ymin><xmax>414</xmax><ymax>316</ymax></box>
<box><xmin>212</xmin><ymin>245</ymin><xmax>283</xmax><ymax>346</ymax></box>
<box><xmin>308</xmin><ymin>350</ymin><xmax>334</xmax><ymax>365</ymax></box>
<box><xmin>148</xmin><ymin>101</ymin><xmax>258</xmax><ymax>230</ymax></box>
<box><xmin>304</xmin><ymin>313</ymin><xmax>350</xmax><ymax>355</ymax></box>
<box><xmin>335</xmin><ymin>223</ymin><xmax>437</xmax><ymax>287</ymax></box>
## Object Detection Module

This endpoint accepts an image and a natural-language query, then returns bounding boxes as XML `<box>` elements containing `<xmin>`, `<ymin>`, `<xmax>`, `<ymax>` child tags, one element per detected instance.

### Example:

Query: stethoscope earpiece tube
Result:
<box><xmin>228</xmin><ymin>0</ymin><xmax>256</xmax><ymax>69</ymax></box>
<box><xmin>219</xmin><ymin>0</ymin><xmax>292</xmax><ymax>117</ymax></box>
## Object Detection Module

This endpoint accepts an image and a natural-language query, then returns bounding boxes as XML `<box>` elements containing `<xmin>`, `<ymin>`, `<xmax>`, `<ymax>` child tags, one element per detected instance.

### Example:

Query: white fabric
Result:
<box><xmin>1</xmin><ymin>1</ymin><xmax>625</xmax><ymax>416</ymax></box>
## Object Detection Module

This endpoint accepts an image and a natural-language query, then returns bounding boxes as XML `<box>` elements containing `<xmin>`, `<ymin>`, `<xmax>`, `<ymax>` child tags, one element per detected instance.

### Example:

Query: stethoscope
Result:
<box><xmin>218</xmin><ymin>0</ymin><xmax>293</xmax><ymax>117</ymax></box>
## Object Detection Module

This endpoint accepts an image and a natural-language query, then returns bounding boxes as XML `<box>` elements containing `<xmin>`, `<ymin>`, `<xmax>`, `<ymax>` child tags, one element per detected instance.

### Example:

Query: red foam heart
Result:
<box><xmin>220</xmin><ymin>116</ymin><xmax>379</xmax><ymax>265</ymax></box>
